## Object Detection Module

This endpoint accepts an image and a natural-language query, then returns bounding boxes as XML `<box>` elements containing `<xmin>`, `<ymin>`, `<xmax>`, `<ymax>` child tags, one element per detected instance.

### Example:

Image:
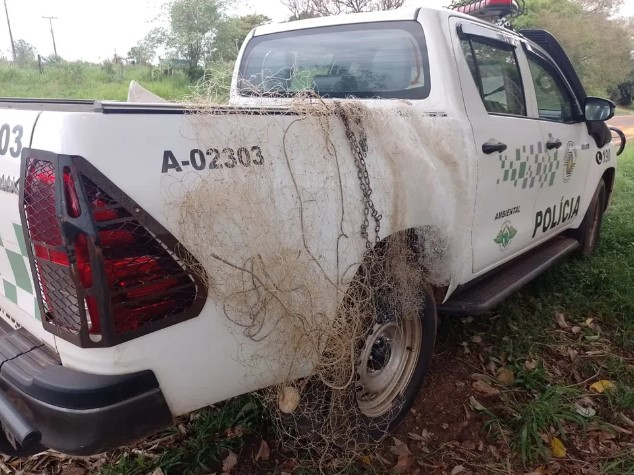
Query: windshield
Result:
<box><xmin>238</xmin><ymin>21</ymin><xmax>431</xmax><ymax>99</ymax></box>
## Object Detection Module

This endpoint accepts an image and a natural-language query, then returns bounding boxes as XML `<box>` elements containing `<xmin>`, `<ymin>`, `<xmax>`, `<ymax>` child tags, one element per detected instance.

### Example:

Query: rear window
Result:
<box><xmin>238</xmin><ymin>21</ymin><xmax>431</xmax><ymax>99</ymax></box>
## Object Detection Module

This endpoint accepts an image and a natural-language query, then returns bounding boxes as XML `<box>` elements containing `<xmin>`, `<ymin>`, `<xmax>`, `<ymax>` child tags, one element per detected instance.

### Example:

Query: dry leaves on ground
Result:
<box><xmin>221</xmin><ymin>451</ymin><xmax>238</xmax><ymax>474</ymax></box>
<box><xmin>255</xmin><ymin>439</ymin><xmax>270</xmax><ymax>462</ymax></box>
<box><xmin>390</xmin><ymin>437</ymin><xmax>414</xmax><ymax>474</ymax></box>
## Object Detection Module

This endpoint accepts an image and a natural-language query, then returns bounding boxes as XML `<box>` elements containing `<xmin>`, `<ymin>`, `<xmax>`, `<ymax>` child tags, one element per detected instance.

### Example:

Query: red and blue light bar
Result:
<box><xmin>450</xmin><ymin>0</ymin><xmax>521</xmax><ymax>20</ymax></box>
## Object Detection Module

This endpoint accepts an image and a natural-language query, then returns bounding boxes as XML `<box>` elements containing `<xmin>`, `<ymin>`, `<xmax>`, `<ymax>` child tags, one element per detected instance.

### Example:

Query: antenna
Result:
<box><xmin>42</xmin><ymin>15</ymin><xmax>58</xmax><ymax>57</ymax></box>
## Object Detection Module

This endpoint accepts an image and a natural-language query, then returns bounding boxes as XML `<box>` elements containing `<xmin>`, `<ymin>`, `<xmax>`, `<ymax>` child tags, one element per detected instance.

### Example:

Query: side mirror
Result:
<box><xmin>585</xmin><ymin>96</ymin><xmax>615</xmax><ymax>122</ymax></box>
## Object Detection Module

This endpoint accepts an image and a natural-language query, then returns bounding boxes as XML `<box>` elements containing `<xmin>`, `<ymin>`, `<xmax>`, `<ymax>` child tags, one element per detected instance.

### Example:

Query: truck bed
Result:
<box><xmin>0</xmin><ymin>98</ymin><xmax>290</xmax><ymax>115</ymax></box>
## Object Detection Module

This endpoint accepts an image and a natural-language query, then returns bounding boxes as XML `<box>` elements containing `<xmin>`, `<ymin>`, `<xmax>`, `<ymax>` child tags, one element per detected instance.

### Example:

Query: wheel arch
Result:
<box><xmin>365</xmin><ymin>225</ymin><xmax>451</xmax><ymax>305</ymax></box>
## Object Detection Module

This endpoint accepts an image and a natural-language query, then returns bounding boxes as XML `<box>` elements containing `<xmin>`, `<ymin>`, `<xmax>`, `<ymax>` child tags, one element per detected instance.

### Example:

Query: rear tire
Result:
<box><xmin>285</xmin><ymin>283</ymin><xmax>438</xmax><ymax>445</ymax></box>
<box><xmin>574</xmin><ymin>179</ymin><xmax>606</xmax><ymax>257</ymax></box>
<box><xmin>277</xmin><ymin>236</ymin><xmax>439</xmax><ymax>446</ymax></box>
<box><xmin>354</xmin><ymin>284</ymin><xmax>437</xmax><ymax>442</ymax></box>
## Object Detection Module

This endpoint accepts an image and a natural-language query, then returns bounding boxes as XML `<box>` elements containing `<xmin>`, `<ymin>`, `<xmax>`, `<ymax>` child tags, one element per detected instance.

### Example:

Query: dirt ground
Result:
<box><xmin>13</xmin><ymin>310</ymin><xmax>633</xmax><ymax>475</ymax></box>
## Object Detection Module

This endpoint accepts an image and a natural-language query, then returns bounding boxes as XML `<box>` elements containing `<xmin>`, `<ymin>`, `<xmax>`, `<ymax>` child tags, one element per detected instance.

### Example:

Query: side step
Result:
<box><xmin>438</xmin><ymin>236</ymin><xmax>579</xmax><ymax>316</ymax></box>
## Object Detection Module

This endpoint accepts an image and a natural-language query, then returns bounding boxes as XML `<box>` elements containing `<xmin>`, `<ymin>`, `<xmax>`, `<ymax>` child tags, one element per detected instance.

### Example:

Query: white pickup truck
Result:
<box><xmin>0</xmin><ymin>0</ymin><xmax>625</xmax><ymax>456</ymax></box>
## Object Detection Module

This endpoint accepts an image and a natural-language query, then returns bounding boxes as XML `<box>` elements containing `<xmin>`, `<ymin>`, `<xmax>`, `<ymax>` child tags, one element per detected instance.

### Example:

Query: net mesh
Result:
<box><xmin>162</xmin><ymin>73</ymin><xmax>474</xmax><ymax>470</ymax></box>
<box><xmin>23</xmin><ymin>159</ymin><xmax>82</xmax><ymax>333</ymax></box>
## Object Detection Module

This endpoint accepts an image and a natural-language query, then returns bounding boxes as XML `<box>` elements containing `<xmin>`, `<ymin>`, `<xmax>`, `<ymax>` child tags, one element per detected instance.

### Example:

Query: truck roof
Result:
<box><xmin>251</xmin><ymin>5</ymin><xmax>517</xmax><ymax>39</ymax></box>
<box><xmin>252</xmin><ymin>6</ymin><xmax>431</xmax><ymax>36</ymax></box>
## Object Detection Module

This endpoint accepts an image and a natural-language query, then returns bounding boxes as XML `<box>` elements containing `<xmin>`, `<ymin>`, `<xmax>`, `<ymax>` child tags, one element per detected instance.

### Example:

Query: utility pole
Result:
<box><xmin>3</xmin><ymin>0</ymin><xmax>15</xmax><ymax>61</ymax></box>
<box><xmin>42</xmin><ymin>16</ymin><xmax>58</xmax><ymax>57</ymax></box>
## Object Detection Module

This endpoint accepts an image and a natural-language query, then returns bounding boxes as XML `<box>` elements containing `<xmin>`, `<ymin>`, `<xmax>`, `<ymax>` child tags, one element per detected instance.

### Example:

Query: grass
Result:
<box><xmin>600</xmin><ymin>453</ymin><xmax>634</xmax><ymax>475</ymax></box>
<box><xmin>460</xmin><ymin>146</ymin><xmax>634</xmax><ymax>469</ymax></box>
<box><xmin>507</xmin><ymin>386</ymin><xmax>585</xmax><ymax>464</ymax></box>
<box><xmin>0</xmin><ymin>61</ymin><xmax>233</xmax><ymax>101</ymax></box>
<box><xmin>615</xmin><ymin>106</ymin><xmax>634</xmax><ymax>116</ymax></box>
<box><xmin>99</xmin><ymin>396</ymin><xmax>264</xmax><ymax>475</ymax></box>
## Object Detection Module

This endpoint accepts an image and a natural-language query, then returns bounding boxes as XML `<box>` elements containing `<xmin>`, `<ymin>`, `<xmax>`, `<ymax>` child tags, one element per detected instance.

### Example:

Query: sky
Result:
<box><xmin>0</xmin><ymin>0</ymin><xmax>632</xmax><ymax>63</ymax></box>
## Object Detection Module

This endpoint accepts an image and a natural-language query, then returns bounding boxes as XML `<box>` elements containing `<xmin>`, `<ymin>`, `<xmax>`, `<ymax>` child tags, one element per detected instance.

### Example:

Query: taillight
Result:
<box><xmin>63</xmin><ymin>167</ymin><xmax>81</xmax><ymax>218</ymax></box>
<box><xmin>20</xmin><ymin>151</ymin><xmax>206</xmax><ymax>347</ymax></box>
<box><xmin>23</xmin><ymin>159</ymin><xmax>79</xmax><ymax>331</ymax></box>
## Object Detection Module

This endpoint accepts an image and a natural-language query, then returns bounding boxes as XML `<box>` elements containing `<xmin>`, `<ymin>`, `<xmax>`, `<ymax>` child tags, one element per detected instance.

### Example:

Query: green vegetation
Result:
<box><xmin>133</xmin><ymin>0</ymin><xmax>270</xmax><ymax>80</ymax></box>
<box><xmin>0</xmin><ymin>62</ymin><xmax>192</xmax><ymax>101</ymax></box>
<box><xmin>0</xmin><ymin>61</ymin><xmax>236</xmax><ymax>101</ymax></box>
<box><xmin>0</xmin><ymin>0</ymin><xmax>270</xmax><ymax>98</ymax></box>
<box><xmin>515</xmin><ymin>0</ymin><xmax>632</xmax><ymax>100</ymax></box>
<box><xmin>99</xmin><ymin>396</ymin><xmax>263</xmax><ymax>475</ymax></box>
<box><xmin>615</xmin><ymin>106</ymin><xmax>634</xmax><ymax>116</ymax></box>
<box><xmin>0</xmin><ymin>0</ymin><xmax>267</xmax><ymax>102</ymax></box>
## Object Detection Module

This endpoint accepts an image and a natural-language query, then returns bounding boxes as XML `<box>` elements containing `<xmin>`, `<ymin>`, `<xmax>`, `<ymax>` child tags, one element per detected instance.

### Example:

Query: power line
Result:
<box><xmin>42</xmin><ymin>15</ymin><xmax>58</xmax><ymax>57</ymax></box>
<box><xmin>3</xmin><ymin>0</ymin><xmax>15</xmax><ymax>61</ymax></box>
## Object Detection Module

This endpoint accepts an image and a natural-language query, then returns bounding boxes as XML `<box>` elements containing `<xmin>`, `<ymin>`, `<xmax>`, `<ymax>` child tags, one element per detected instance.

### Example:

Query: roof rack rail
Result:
<box><xmin>448</xmin><ymin>0</ymin><xmax>525</xmax><ymax>23</ymax></box>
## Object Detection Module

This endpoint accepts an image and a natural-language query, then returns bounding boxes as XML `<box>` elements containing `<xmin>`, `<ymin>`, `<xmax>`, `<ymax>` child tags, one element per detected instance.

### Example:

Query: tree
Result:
<box><xmin>210</xmin><ymin>14</ymin><xmax>271</xmax><ymax>63</ymax></box>
<box><xmin>289</xmin><ymin>10</ymin><xmax>321</xmax><ymax>20</ymax></box>
<box><xmin>13</xmin><ymin>39</ymin><xmax>35</xmax><ymax>65</ymax></box>
<box><xmin>610</xmin><ymin>74</ymin><xmax>634</xmax><ymax>105</ymax></box>
<box><xmin>375</xmin><ymin>0</ymin><xmax>408</xmax><ymax>9</ymax></box>
<box><xmin>128</xmin><ymin>28</ymin><xmax>166</xmax><ymax>65</ymax></box>
<box><xmin>127</xmin><ymin>45</ymin><xmax>153</xmax><ymax>65</ymax></box>
<box><xmin>514</xmin><ymin>0</ymin><xmax>634</xmax><ymax>97</ymax></box>
<box><xmin>281</xmin><ymin>0</ymin><xmax>318</xmax><ymax>20</ymax></box>
<box><xmin>281</xmin><ymin>0</ymin><xmax>406</xmax><ymax>18</ymax></box>
<box><xmin>165</xmin><ymin>0</ymin><xmax>230</xmax><ymax>78</ymax></box>
<box><xmin>575</xmin><ymin>0</ymin><xmax>623</xmax><ymax>14</ymax></box>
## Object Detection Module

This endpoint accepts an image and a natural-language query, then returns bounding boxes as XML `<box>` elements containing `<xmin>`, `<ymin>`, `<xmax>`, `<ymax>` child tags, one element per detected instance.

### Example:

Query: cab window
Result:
<box><xmin>238</xmin><ymin>21</ymin><xmax>430</xmax><ymax>99</ymax></box>
<box><xmin>526</xmin><ymin>54</ymin><xmax>575</xmax><ymax>122</ymax></box>
<box><xmin>461</xmin><ymin>37</ymin><xmax>527</xmax><ymax>117</ymax></box>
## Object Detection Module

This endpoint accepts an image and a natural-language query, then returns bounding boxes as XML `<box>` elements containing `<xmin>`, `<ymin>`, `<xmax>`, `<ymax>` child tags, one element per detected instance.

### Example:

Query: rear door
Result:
<box><xmin>0</xmin><ymin>110</ymin><xmax>53</xmax><ymax>343</ymax></box>
<box><xmin>523</xmin><ymin>47</ymin><xmax>592</xmax><ymax>241</ymax></box>
<box><xmin>451</xmin><ymin>20</ymin><xmax>543</xmax><ymax>274</ymax></box>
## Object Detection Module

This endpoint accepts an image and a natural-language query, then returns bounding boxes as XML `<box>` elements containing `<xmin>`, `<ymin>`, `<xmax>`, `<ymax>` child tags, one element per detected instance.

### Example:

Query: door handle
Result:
<box><xmin>546</xmin><ymin>138</ymin><xmax>563</xmax><ymax>150</ymax></box>
<box><xmin>482</xmin><ymin>139</ymin><xmax>508</xmax><ymax>155</ymax></box>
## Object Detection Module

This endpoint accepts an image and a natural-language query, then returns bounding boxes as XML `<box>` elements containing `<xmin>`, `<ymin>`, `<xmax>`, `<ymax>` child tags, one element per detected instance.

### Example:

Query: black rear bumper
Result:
<box><xmin>0</xmin><ymin>322</ymin><xmax>172</xmax><ymax>456</ymax></box>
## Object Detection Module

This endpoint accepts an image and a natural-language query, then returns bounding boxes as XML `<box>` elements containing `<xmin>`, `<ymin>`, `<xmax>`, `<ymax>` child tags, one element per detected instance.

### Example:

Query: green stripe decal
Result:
<box><xmin>34</xmin><ymin>299</ymin><xmax>41</xmax><ymax>321</ymax></box>
<box><xmin>3</xmin><ymin>280</ymin><xmax>17</xmax><ymax>304</ymax></box>
<box><xmin>12</xmin><ymin>224</ymin><xmax>27</xmax><ymax>256</ymax></box>
<box><xmin>6</xmin><ymin>249</ymin><xmax>33</xmax><ymax>294</ymax></box>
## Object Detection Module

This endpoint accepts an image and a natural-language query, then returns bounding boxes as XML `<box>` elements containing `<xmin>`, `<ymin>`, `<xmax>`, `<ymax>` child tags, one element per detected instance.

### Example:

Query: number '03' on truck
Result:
<box><xmin>0</xmin><ymin>1</ymin><xmax>624</xmax><ymax>456</ymax></box>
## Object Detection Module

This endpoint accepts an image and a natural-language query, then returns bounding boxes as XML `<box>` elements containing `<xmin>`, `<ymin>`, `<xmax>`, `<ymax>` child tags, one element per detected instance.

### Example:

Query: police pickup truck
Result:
<box><xmin>0</xmin><ymin>0</ymin><xmax>625</xmax><ymax>456</ymax></box>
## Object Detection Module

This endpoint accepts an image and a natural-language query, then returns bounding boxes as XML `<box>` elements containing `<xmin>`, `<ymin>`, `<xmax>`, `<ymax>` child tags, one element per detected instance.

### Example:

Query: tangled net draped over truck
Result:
<box><xmin>163</xmin><ymin>81</ymin><xmax>474</xmax><ymax>469</ymax></box>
